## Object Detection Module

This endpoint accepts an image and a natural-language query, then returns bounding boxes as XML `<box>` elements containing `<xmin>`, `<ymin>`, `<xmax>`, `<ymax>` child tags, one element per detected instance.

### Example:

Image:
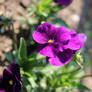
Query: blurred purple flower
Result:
<box><xmin>0</xmin><ymin>62</ymin><xmax>22</xmax><ymax>92</ymax></box>
<box><xmin>33</xmin><ymin>22</ymin><xmax>87</xmax><ymax>66</ymax></box>
<box><xmin>54</xmin><ymin>0</ymin><xmax>72</xmax><ymax>6</ymax></box>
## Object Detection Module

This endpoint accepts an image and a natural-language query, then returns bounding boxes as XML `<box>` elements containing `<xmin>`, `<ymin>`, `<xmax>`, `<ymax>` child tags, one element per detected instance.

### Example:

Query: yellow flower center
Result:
<box><xmin>9</xmin><ymin>80</ymin><xmax>13</xmax><ymax>85</ymax></box>
<box><xmin>48</xmin><ymin>39</ymin><xmax>53</xmax><ymax>43</ymax></box>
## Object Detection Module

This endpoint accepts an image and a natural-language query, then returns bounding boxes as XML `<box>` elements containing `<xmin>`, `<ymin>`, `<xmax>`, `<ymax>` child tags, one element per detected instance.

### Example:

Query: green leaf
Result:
<box><xmin>5</xmin><ymin>51</ymin><xmax>19</xmax><ymax>63</ymax></box>
<box><xmin>27</xmin><ymin>6</ymin><xmax>36</xmax><ymax>17</ymax></box>
<box><xmin>49</xmin><ymin>15</ymin><xmax>68</xmax><ymax>27</ymax></box>
<box><xmin>19</xmin><ymin>37</ymin><xmax>27</xmax><ymax>63</ymax></box>
<box><xmin>22</xmin><ymin>76</ymin><xmax>30</xmax><ymax>86</ymax></box>
<box><xmin>40</xmin><ymin>64</ymin><xmax>62</xmax><ymax>77</ymax></box>
<box><xmin>22</xmin><ymin>60</ymin><xmax>38</xmax><ymax>72</ymax></box>
<box><xmin>28</xmin><ymin>77</ymin><xmax>38</xmax><ymax>88</ymax></box>
<box><xmin>72</xmin><ymin>82</ymin><xmax>90</xmax><ymax>91</ymax></box>
<box><xmin>26</xmin><ymin>85</ymin><xmax>31</xmax><ymax>92</ymax></box>
<box><xmin>5</xmin><ymin>52</ymin><xmax>13</xmax><ymax>62</ymax></box>
<box><xmin>0</xmin><ymin>26</ymin><xmax>5</xmax><ymax>33</ymax></box>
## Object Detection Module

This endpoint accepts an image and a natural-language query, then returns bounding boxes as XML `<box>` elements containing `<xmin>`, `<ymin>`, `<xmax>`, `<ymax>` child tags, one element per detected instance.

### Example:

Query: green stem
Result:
<box><xmin>11</xmin><ymin>23</ymin><xmax>18</xmax><ymax>51</ymax></box>
<box><xmin>61</xmin><ymin>67</ymin><xmax>81</xmax><ymax>76</ymax></box>
<box><xmin>29</xmin><ymin>56</ymin><xmax>46</xmax><ymax>62</ymax></box>
<box><xmin>24</xmin><ymin>72</ymin><xmax>32</xmax><ymax>77</ymax></box>
<box><xmin>74</xmin><ymin>75</ymin><xmax>92</xmax><ymax>79</ymax></box>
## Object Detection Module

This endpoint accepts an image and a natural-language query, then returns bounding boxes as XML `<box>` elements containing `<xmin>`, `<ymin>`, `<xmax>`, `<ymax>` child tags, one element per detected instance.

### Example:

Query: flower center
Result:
<box><xmin>48</xmin><ymin>39</ymin><xmax>53</xmax><ymax>43</ymax></box>
<box><xmin>9</xmin><ymin>80</ymin><xmax>13</xmax><ymax>85</ymax></box>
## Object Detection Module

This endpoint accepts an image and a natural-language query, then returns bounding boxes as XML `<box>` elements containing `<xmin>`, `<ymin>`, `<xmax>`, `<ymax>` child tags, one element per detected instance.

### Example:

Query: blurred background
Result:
<box><xmin>0</xmin><ymin>0</ymin><xmax>92</xmax><ymax>91</ymax></box>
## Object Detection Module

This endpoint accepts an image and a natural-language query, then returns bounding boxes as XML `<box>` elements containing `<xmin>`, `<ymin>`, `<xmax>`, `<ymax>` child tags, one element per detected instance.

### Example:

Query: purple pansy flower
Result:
<box><xmin>46</xmin><ymin>30</ymin><xmax>87</xmax><ymax>66</ymax></box>
<box><xmin>0</xmin><ymin>62</ymin><xmax>22</xmax><ymax>92</ymax></box>
<box><xmin>54</xmin><ymin>0</ymin><xmax>72</xmax><ymax>6</ymax></box>
<box><xmin>33</xmin><ymin>22</ymin><xmax>87</xmax><ymax>66</ymax></box>
<box><xmin>33</xmin><ymin>22</ymin><xmax>71</xmax><ymax>57</ymax></box>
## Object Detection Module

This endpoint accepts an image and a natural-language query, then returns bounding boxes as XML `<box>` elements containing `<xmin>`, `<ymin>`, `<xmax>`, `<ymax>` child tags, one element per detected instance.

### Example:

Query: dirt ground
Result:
<box><xmin>0</xmin><ymin>0</ymin><xmax>32</xmax><ymax>65</ymax></box>
<box><xmin>0</xmin><ymin>0</ymin><xmax>92</xmax><ymax>91</ymax></box>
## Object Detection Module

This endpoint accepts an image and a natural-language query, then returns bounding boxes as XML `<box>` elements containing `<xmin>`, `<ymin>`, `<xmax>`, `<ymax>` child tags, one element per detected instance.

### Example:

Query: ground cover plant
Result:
<box><xmin>0</xmin><ymin>0</ymin><xmax>92</xmax><ymax>92</ymax></box>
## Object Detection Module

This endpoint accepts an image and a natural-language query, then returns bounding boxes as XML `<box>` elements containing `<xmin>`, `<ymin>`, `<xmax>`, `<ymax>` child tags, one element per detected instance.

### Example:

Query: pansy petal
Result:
<box><xmin>70</xmin><ymin>30</ymin><xmax>76</xmax><ymax>35</ymax></box>
<box><xmin>58</xmin><ymin>43</ymin><xmax>63</xmax><ymax>52</ymax></box>
<box><xmin>0</xmin><ymin>63</ymin><xmax>22</xmax><ymax>92</ymax></box>
<box><xmin>0</xmin><ymin>90</ymin><xmax>5</xmax><ymax>92</ymax></box>
<box><xmin>33</xmin><ymin>22</ymin><xmax>56</xmax><ymax>44</ymax></box>
<box><xmin>58</xmin><ymin>46</ymin><xmax>63</xmax><ymax>52</ymax></box>
<box><xmin>38</xmin><ymin>22</ymin><xmax>56</xmax><ymax>35</ymax></box>
<box><xmin>3</xmin><ymin>69</ymin><xmax>12</xmax><ymax>79</ymax></box>
<box><xmin>47</xmin><ymin>49</ymin><xmax>73</xmax><ymax>66</ymax></box>
<box><xmin>64</xmin><ymin>36</ymin><xmax>84</xmax><ymax>50</ymax></box>
<box><xmin>78</xmin><ymin>33</ymin><xmax>87</xmax><ymax>42</ymax></box>
<box><xmin>0</xmin><ymin>76</ymin><xmax>4</xmax><ymax>89</ymax></box>
<box><xmin>33</xmin><ymin>31</ymin><xmax>48</xmax><ymax>44</ymax></box>
<box><xmin>15</xmin><ymin>78</ymin><xmax>22</xmax><ymax>92</ymax></box>
<box><xmin>56</xmin><ymin>27</ymin><xmax>71</xmax><ymax>42</ymax></box>
<box><xmin>48</xmin><ymin>57</ymin><xmax>64</xmax><ymax>66</ymax></box>
<box><xmin>10</xmin><ymin>62</ymin><xmax>21</xmax><ymax>81</ymax></box>
<box><xmin>5</xmin><ymin>87</ymin><xmax>14</xmax><ymax>92</ymax></box>
<box><xmin>38</xmin><ymin>45</ymin><xmax>56</xmax><ymax>57</ymax></box>
<box><xmin>3</xmin><ymin>69</ymin><xmax>14</xmax><ymax>89</ymax></box>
